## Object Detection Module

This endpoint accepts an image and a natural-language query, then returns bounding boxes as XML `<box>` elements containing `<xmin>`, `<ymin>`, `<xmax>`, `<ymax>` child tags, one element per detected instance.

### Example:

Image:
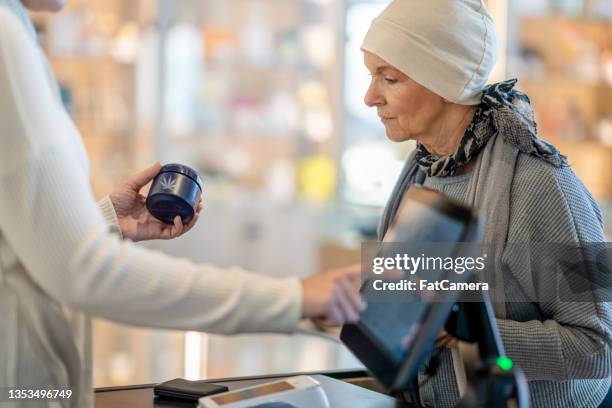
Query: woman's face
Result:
<box><xmin>21</xmin><ymin>0</ymin><xmax>65</xmax><ymax>12</ymax></box>
<box><xmin>363</xmin><ymin>51</ymin><xmax>446</xmax><ymax>143</ymax></box>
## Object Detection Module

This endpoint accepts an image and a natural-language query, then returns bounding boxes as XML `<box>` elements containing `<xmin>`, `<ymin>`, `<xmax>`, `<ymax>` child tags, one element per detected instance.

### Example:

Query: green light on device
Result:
<box><xmin>496</xmin><ymin>356</ymin><xmax>513</xmax><ymax>371</ymax></box>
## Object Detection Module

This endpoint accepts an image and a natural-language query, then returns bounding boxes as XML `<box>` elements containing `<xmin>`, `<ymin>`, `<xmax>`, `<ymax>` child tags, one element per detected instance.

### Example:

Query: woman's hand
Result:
<box><xmin>301</xmin><ymin>264</ymin><xmax>365</xmax><ymax>326</ymax></box>
<box><xmin>435</xmin><ymin>330</ymin><xmax>458</xmax><ymax>349</ymax></box>
<box><xmin>109</xmin><ymin>162</ymin><xmax>203</xmax><ymax>242</ymax></box>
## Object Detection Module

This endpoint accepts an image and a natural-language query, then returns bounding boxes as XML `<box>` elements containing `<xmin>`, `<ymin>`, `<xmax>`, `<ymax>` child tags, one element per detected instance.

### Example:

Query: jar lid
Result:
<box><xmin>159</xmin><ymin>163</ymin><xmax>202</xmax><ymax>190</ymax></box>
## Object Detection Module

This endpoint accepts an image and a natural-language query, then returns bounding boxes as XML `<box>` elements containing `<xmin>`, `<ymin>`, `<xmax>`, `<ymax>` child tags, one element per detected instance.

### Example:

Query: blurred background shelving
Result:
<box><xmin>510</xmin><ymin>0</ymin><xmax>612</xmax><ymax>201</ymax></box>
<box><xmin>25</xmin><ymin>0</ymin><xmax>612</xmax><ymax>388</ymax></box>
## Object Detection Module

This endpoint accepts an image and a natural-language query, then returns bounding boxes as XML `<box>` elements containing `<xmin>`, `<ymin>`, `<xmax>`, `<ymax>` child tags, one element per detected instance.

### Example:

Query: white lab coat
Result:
<box><xmin>0</xmin><ymin>5</ymin><xmax>302</xmax><ymax>407</ymax></box>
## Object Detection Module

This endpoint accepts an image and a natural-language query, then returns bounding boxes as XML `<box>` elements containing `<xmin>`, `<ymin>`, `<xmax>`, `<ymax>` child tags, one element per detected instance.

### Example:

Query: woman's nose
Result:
<box><xmin>364</xmin><ymin>81</ymin><xmax>383</xmax><ymax>107</ymax></box>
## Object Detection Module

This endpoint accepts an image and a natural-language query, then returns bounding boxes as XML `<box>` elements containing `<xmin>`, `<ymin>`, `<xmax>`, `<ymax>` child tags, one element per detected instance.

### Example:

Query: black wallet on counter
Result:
<box><xmin>154</xmin><ymin>378</ymin><xmax>229</xmax><ymax>402</ymax></box>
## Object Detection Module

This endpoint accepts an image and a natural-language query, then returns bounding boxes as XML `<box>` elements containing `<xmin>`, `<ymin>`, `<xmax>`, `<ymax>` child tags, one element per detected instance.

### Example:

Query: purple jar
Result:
<box><xmin>146</xmin><ymin>164</ymin><xmax>202</xmax><ymax>225</ymax></box>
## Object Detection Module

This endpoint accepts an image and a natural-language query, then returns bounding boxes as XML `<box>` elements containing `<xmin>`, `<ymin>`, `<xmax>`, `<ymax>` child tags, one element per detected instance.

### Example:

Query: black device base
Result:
<box><xmin>444</xmin><ymin>300</ymin><xmax>530</xmax><ymax>408</ymax></box>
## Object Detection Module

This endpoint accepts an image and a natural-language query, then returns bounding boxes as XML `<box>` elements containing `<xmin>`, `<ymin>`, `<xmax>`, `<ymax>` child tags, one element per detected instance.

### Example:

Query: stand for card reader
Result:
<box><xmin>388</xmin><ymin>291</ymin><xmax>531</xmax><ymax>408</ymax></box>
<box><xmin>444</xmin><ymin>296</ymin><xmax>530</xmax><ymax>408</ymax></box>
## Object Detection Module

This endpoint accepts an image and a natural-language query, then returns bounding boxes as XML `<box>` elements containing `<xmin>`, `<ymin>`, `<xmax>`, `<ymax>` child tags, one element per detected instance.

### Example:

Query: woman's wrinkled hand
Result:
<box><xmin>109</xmin><ymin>162</ymin><xmax>203</xmax><ymax>242</ymax></box>
<box><xmin>435</xmin><ymin>330</ymin><xmax>458</xmax><ymax>349</ymax></box>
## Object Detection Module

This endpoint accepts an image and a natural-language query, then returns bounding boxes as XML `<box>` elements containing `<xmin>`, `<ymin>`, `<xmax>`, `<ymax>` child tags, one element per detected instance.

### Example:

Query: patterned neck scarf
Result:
<box><xmin>415</xmin><ymin>79</ymin><xmax>568</xmax><ymax>177</ymax></box>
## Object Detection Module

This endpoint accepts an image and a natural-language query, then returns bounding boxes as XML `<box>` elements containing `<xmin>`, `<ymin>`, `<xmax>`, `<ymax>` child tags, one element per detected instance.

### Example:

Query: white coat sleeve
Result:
<box><xmin>0</xmin><ymin>10</ymin><xmax>302</xmax><ymax>334</ymax></box>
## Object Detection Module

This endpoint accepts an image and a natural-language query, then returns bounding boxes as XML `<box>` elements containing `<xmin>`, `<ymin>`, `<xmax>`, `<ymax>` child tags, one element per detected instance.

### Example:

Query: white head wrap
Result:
<box><xmin>362</xmin><ymin>0</ymin><xmax>500</xmax><ymax>105</ymax></box>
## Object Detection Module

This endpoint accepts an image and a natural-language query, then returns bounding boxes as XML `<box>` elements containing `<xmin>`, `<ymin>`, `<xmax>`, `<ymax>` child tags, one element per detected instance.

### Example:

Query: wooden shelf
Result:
<box><xmin>520</xmin><ymin>76</ymin><xmax>612</xmax><ymax>89</ymax></box>
<box><xmin>523</xmin><ymin>15</ymin><xmax>612</xmax><ymax>27</ymax></box>
<box><xmin>542</xmin><ymin>135</ymin><xmax>610</xmax><ymax>148</ymax></box>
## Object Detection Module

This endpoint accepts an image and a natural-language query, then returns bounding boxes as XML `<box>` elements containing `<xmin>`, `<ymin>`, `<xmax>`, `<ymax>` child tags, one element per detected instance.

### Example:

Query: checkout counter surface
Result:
<box><xmin>94</xmin><ymin>369</ymin><xmax>414</xmax><ymax>408</ymax></box>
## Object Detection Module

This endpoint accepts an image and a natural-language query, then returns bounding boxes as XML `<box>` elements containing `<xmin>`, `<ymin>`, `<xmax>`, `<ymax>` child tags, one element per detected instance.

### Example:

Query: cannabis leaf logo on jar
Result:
<box><xmin>160</xmin><ymin>175</ymin><xmax>177</xmax><ymax>191</ymax></box>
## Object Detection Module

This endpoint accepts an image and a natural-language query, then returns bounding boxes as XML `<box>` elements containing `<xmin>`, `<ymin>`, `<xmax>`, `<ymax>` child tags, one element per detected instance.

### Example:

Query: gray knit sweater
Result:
<box><xmin>414</xmin><ymin>153</ymin><xmax>612</xmax><ymax>407</ymax></box>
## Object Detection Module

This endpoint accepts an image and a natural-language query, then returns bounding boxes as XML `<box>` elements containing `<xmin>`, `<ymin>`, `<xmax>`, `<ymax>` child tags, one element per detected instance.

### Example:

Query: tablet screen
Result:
<box><xmin>341</xmin><ymin>186</ymin><xmax>478</xmax><ymax>387</ymax></box>
<box><xmin>358</xmin><ymin>196</ymin><xmax>468</xmax><ymax>364</ymax></box>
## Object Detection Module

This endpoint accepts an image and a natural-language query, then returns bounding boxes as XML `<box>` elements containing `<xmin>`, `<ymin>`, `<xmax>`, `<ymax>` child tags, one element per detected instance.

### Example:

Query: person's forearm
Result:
<box><xmin>496</xmin><ymin>317</ymin><xmax>611</xmax><ymax>381</ymax></box>
<box><xmin>1</xmin><ymin>148</ymin><xmax>302</xmax><ymax>333</ymax></box>
<box><xmin>71</xmin><ymin>224</ymin><xmax>303</xmax><ymax>333</ymax></box>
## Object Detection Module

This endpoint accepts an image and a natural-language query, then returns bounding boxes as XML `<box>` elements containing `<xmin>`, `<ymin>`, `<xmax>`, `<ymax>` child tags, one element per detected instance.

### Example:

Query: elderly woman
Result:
<box><xmin>362</xmin><ymin>1</ymin><xmax>611</xmax><ymax>407</ymax></box>
<box><xmin>0</xmin><ymin>1</ymin><xmax>363</xmax><ymax>406</ymax></box>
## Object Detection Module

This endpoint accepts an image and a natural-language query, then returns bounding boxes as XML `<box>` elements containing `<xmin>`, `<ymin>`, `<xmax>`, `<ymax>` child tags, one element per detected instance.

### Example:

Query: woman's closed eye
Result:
<box><xmin>367</xmin><ymin>72</ymin><xmax>399</xmax><ymax>87</ymax></box>
<box><xmin>368</xmin><ymin>73</ymin><xmax>398</xmax><ymax>84</ymax></box>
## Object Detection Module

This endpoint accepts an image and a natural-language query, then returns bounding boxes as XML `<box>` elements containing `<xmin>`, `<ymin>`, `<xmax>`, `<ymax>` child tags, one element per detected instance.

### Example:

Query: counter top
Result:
<box><xmin>95</xmin><ymin>370</ymin><xmax>413</xmax><ymax>408</ymax></box>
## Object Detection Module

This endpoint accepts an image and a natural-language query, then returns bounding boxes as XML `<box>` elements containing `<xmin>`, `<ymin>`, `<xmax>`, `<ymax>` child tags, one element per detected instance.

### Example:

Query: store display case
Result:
<box><xmin>149</xmin><ymin>0</ymin><xmax>345</xmax><ymax>205</ymax></box>
<box><xmin>508</xmin><ymin>0</ymin><xmax>612</xmax><ymax>221</ymax></box>
<box><xmin>31</xmin><ymin>0</ymin><xmax>156</xmax><ymax>195</ymax></box>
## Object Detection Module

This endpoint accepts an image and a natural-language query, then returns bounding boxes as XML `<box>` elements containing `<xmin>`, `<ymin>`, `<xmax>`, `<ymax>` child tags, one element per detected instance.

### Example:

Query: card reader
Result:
<box><xmin>198</xmin><ymin>376</ymin><xmax>329</xmax><ymax>408</ymax></box>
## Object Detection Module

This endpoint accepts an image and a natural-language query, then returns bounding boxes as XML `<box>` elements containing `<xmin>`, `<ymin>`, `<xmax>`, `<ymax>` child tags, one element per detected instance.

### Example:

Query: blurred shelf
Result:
<box><xmin>166</xmin><ymin>133</ymin><xmax>304</xmax><ymax>142</ymax></box>
<box><xmin>520</xmin><ymin>76</ymin><xmax>612</xmax><ymax>89</ymax></box>
<box><xmin>48</xmin><ymin>55</ymin><xmax>136</xmax><ymax>65</ymax></box>
<box><xmin>523</xmin><ymin>15</ymin><xmax>612</xmax><ymax>26</ymax></box>
<box><xmin>542</xmin><ymin>134</ymin><xmax>612</xmax><ymax>149</ymax></box>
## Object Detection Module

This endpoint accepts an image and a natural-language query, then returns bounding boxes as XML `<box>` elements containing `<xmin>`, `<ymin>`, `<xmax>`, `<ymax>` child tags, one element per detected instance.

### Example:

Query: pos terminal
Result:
<box><xmin>340</xmin><ymin>186</ymin><xmax>530</xmax><ymax>407</ymax></box>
